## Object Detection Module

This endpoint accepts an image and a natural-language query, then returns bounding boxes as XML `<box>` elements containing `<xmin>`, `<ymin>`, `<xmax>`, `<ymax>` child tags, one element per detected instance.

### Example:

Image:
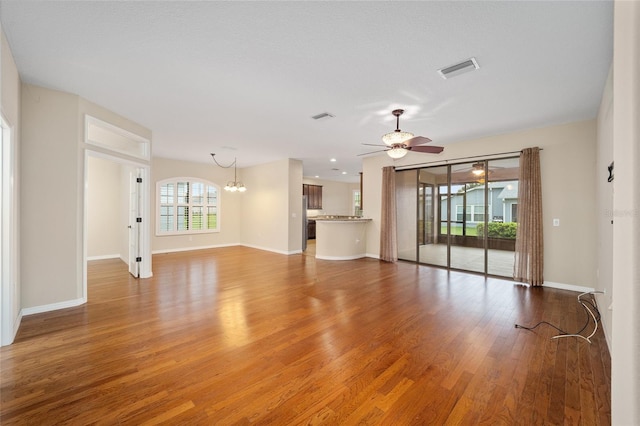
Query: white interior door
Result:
<box><xmin>128</xmin><ymin>169</ymin><xmax>142</xmax><ymax>277</ymax></box>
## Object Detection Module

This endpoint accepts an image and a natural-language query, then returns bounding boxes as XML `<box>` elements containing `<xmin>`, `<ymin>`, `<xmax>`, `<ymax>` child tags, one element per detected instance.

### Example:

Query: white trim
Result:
<box><xmin>12</xmin><ymin>311</ymin><xmax>23</xmax><ymax>338</ymax></box>
<box><xmin>22</xmin><ymin>298</ymin><xmax>86</xmax><ymax>316</ymax></box>
<box><xmin>152</xmin><ymin>243</ymin><xmax>239</xmax><ymax>254</ymax></box>
<box><xmin>87</xmin><ymin>254</ymin><xmax>121</xmax><ymax>261</ymax></box>
<box><xmin>316</xmin><ymin>254</ymin><xmax>366</xmax><ymax>260</ymax></box>
<box><xmin>1</xmin><ymin>113</ymin><xmax>20</xmax><ymax>346</ymax></box>
<box><xmin>85</xmin><ymin>115</ymin><xmax>150</xmax><ymax>160</ymax></box>
<box><xmin>241</xmin><ymin>244</ymin><xmax>300</xmax><ymax>256</ymax></box>
<box><xmin>366</xmin><ymin>253</ymin><xmax>381</xmax><ymax>259</ymax></box>
<box><xmin>516</xmin><ymin>280</ymin><xmax>595</xmax><ymax>293</ymax></box>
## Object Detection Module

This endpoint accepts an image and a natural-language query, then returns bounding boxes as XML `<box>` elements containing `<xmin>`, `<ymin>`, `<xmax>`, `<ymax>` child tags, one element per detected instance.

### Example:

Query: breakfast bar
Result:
<box><xmin>314</xmin><ymin>216</ymin><xmax>372</xmax><ymax>260</ymax></box>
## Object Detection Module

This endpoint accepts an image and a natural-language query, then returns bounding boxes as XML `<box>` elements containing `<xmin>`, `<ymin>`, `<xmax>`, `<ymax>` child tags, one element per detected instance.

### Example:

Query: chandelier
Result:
<box><xmin>210</xmin><ymin>153</ymin><xmax>246</xmax><ymax>192</ymax></box>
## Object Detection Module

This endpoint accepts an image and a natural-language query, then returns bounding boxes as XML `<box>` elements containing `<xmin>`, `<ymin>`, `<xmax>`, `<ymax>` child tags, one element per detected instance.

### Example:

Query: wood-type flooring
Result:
<box><xmin>0</xmin><ymin>246</ymin><xmax>611</xmax><ymax>424</ymax></box>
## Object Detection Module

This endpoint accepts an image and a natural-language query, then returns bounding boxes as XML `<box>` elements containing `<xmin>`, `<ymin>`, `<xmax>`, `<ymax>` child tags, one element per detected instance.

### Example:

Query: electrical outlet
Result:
<box><xmin>553</xmin><ymin>218</ymin><xmax>560</xmax><ymax>227</ymax></box>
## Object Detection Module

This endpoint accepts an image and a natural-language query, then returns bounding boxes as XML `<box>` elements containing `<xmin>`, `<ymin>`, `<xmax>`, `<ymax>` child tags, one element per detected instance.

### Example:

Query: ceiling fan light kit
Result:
<box><xmin>382</xmin><ymin>130</ymin><xmax>414</xmax><ymax>146</ymax></box>
<box><xmin>387</xmin><ymin>145</ymin><xmax>409</xmax><ymax>159</ymax></box>
<box><xmin>358</xmin><ymin>109</ymin><xmax>444</xmax><ymax>159</ymax></box>
<box><xmin>472</xmin><ymin>162</ymin><xmax>485</xmax><ymax>176</ymax></box>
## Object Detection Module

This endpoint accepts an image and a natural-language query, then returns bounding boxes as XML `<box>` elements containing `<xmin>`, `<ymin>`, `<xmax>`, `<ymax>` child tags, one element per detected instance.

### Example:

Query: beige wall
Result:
<box><xmin>151</xmin><ymin>156</ymin><xmax>242</xmax><ymax>252</ymax></box>
<box><xmin>363</xmin><ymin>119</ymin><xmax>598</xmax><ymax>289</ymax></box>
<box><xmin>1</xmin><ymin>27</ymin><xmax>22</xmax><ymax>345</ymax></box>
<box><xmin>20</xmin><ymin>84</ymin><xmax>151</xmax><ymax>311</ymax></box>
<box><xmin>21</xmin><ymin>84</ymin><xmax>80</xmax><ymax>308</ymax></box>
<box><xmin>151</xmin><ymin>157</ymin><xmax>303</xmax><ymax>255</ymax></box>
<box><xmin>611</xmin><ymin>1</ymin><xmax>640</xmax><ymax>423</ymax></box>
<box><xmin>1</xmin><ymin>28</ymin><xmax>19</xmax><ymax>126</ymax></box>
<box><xmin>303</xmin><ymin>177</ymin><xmax>359</xmax><ymax>216</ymax></box>
<box><xmin>240</xmin><ymin>158</ymin><xmax>299</xmax><ymax>254</ymax></box>
<box><xmin>87</xmin><ymin>156</ymin><xmax>125</xmax><ymax>259</ymax></box>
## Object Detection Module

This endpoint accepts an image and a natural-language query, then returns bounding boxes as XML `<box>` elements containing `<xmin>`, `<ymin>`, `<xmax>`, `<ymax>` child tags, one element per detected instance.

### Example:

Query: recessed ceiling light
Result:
<box><xmin>315</xmin><ymin>175</ymin><xmax>319</xmax><ymax>178</ymax></box>
<box><xmin>341</xmin><ymin>171</ymin><xmax>347</xmax><ymax>175</ymax></box>
<box><xmin>330</xmin><ymin>158</ymin><xmax>337</xmax><ymax>162</ymax></box>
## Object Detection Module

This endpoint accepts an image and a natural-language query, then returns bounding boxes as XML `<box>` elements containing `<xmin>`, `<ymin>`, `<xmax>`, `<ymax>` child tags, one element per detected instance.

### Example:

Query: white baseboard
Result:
<box><xmin>1</xmin><ymin>311</ymin><xmax>23</xmax><ymax>346</ymax></box>
<box><xmin>316</xmin><ymin>254</ymin><xmax>367</xmax><ymax>260</ymax></box>
<box><xmin>541</xmin><ymin>281</ymin><xmax>595</xmax><ymax>293</ymax></box>
<box><xmin>366</xmin><ymin>253</ymin><xmax>380</xmax><ymax>259</ymax></box>
<box><xmin>241</xmin><ymin>244</ymin><xmax>301</xmax><ymax>256</ymax></box>
<box><xmin>87</xmin><ymin>254</ymin><xmax>121</xmax><ymax>261</ymax></box>
<box><xmin>153</xmin><ymin>244</ymin><xmax>302</xmax><ymax>257</ymax></box>
<box><xmin>22</xmin><ymin>297</ymin><xmax>86</xmax><ymax>316</ymax></box>
<box><xmin>152</xmin><ymin>243</ymin><xmax>239</xmax><ymax>255</ymax></box>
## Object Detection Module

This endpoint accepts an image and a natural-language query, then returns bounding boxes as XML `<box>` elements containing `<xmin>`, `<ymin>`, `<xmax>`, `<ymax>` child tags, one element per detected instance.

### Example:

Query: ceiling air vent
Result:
<box><xmin>311</xmin><ymin>112</ymin><xmax>335</xmax><ymax>120</ymax></box>
<box><xmin>438</xmin><ymin>57</ymin><xmax>479</xmax><ymax>80</ymax></box>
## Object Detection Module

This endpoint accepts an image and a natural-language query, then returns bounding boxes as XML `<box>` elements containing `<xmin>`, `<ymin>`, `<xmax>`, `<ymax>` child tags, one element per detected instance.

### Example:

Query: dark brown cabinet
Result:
<box><xmin>302</xmin><ymin>184</ymin><xmax>323</xmax><ymax>209</ymax></box>
<box><xmin>307</xmin><ymin>219</ymin><xmax>316</xmax><ymax>239</ymax></box>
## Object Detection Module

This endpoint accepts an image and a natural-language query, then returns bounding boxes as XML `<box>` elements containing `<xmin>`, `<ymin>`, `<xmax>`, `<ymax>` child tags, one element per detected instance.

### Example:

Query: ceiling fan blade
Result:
<box><xmin>405</xmin><ymin>136</ymin><xmax>432</xmax><ymax>147</ymax></box>
<box><xmin>410</xmin><ymin>145</ymin><xmax>444</xmax><ymax>154</ymax></box>
<box><xmin>358</xmin><ymin>149</ymin><xmax>389</xmax><ymax>156</ymax></box>
<box><xmin>361</xmin><ymin>143</ymin><xmax>386</xmax><ymax>147</ymax></box>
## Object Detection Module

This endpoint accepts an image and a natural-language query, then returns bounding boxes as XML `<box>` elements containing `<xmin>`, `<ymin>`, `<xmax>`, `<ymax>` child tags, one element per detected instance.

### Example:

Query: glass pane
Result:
<box><xmin>207</xmin><ymin>186</ymin><xmax>217</xmax><ymax>205</ymax></box>
<box><xmin>207</xmin><ymin>207</ymin><xmax>217</xmax><ymax>229</ymax></box>
<box><xmin>396</xmin><ymin>169</ymin><xmax>418</xmax><ymax>262</ymax></box>
<box><xmin>159</xmin><ymin>205</ymin><xmax>173</xmax><ymax>232</ymax></box>
<box><xmin>177</xmin><ymin>206</ymin><xmax>189</xmax><ymax>230</ymax></box>
<box><xmin>418</xmin><ymin>166</ymin><xmax>448</xmax><ymax>267</ymax></box>
<box><xmin>449</xmin><ymin>162</ymin><xmax>485</xmax><ymax>274</ymax></box>
<box><xmin>486</xmin><ymin>157</ymin><xmax>520</xmax><ymax>277</ymax></box>
<box><xmin>160</xmin><ymin>183</ymin><xmax>174</xmax><ymax>204</ymax></box>
<box><xmin>177</xmin><ymin>182</ymin><xmax>189</xmax><ymax>204</ymax></box>
<box><xmin>192</xmin><ymin>206</ymin><xmax>204</xmax><ymax>230</ymax></box>
<box><xmin>192</xmin><ymin>182</ymin><xmax>204</xmax><ymax>205</ymax></box>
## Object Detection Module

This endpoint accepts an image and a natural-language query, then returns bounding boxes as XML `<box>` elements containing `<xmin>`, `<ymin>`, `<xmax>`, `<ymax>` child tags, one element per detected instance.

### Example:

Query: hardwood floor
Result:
<box><xmin>1</xmin><ymin>247</ymin><xmax>611</xmax><ymax>424</ymax></box>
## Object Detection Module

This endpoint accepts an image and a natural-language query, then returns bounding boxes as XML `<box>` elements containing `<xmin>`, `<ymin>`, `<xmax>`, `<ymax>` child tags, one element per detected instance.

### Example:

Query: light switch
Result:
<box><xmin>553</xmin><ymin>218</ymin><xmax>560</xmax><ymax>227</ymax></box>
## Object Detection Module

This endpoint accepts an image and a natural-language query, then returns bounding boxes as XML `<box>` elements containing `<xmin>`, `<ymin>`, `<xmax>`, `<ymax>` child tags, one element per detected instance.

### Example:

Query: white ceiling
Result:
<box><xmin>0</xmin><ymin>1</ymin><xmax>613</xmax><ymax>183</ymax></box>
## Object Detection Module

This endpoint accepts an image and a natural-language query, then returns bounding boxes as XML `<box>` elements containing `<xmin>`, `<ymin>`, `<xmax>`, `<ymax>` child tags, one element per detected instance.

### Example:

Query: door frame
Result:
<box><xmin>1</xmin><ymin>114</ymin><xmax>20</xmax><ymax>346</ymax></box>
<box><xmin>83</xmin><ymin>150</ymin><xmax>152</xmax><ymax>300</ymax></box>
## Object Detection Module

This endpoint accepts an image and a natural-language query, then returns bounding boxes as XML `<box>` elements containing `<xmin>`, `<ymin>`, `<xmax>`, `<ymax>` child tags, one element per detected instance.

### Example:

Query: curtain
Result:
<box><xmin>514</xmin><ymin>147</ymin><xmax>544</xmax><ymax>286</ymax></box>
<box><xmin>380</xmin><ymin>166</ymin><xmax>398</xmax><ymax>262</ymax></box>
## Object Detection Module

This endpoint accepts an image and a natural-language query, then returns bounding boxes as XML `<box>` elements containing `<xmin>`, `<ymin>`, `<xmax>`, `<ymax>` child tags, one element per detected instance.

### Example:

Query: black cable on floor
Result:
<box><xmin>514</xmin><ymin>291</ymin><xmax>602</xmax><ymax>339</ymax></box>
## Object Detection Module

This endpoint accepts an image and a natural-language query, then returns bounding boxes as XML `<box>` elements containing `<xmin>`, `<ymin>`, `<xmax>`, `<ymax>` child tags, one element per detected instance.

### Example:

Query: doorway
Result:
<box><xmin>86</xmin><ymin>154</ymin><xmax>146</xmax><ymax>277</ymax></box>
<box><xmin>83</xmin><ymin>117</ymin><xmax>151</xmax><ymax>300</ymax></box>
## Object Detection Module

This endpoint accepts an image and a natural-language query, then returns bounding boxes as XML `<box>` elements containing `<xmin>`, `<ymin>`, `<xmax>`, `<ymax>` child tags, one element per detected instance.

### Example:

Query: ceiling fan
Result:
<box><xmin>360</xmin><ymin>109</ymin><xmax>444</xmax><ymax>159</ymax></box>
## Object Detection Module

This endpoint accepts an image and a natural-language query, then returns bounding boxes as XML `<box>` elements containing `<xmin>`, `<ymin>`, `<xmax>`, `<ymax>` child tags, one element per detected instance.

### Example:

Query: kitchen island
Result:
<box><xmin>314</xmin><ymin>216</ymin><xmax>372</xmax><ymax>260</ymax></box>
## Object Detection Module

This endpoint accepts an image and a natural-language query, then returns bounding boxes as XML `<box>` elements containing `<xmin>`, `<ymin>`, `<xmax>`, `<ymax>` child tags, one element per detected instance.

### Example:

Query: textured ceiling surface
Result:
<box><xmin>0</xmin><ymin>1</ymin><xmax>613</xmax><ymax>182</ymax></box>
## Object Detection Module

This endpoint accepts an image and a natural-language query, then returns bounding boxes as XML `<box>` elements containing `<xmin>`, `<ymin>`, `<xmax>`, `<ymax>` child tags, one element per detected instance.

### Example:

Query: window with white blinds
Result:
<box><xmin>157</xmin><ymin>178</ymin><xmax>219</xmax><ymax>235</ymax></box>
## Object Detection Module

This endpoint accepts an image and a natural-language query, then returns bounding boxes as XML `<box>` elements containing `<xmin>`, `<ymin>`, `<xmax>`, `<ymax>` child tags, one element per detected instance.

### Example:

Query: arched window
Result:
<box><xmin>156</xmin><ymin>178</ymin><xmax>220</xmax><ymax>235</ymax></box>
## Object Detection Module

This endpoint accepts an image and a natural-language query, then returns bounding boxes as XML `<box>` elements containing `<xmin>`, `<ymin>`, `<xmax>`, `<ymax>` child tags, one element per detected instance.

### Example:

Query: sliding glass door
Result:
<box><xmin>397</xmin><ymin>157</ymin><xmax>519</xmax><ymax>278</ymax></box>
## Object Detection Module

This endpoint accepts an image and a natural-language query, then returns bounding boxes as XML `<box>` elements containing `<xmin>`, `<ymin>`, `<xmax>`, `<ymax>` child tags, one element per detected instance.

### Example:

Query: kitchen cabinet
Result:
<box><xmin>307</xmin><ymin>219</ymin><xmax>316</xmax><ymax>239</ymax></box>
<box><xmin>302</xmin><ymin>184</ymin><xmax>323</xmax><ymax>209</ymax></box>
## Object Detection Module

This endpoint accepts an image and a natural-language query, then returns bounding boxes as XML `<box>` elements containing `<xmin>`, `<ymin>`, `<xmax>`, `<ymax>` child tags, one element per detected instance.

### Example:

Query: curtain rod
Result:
<box><xmin>394</xmin><ymin>148</ymin><xmax>543</xmax><ymax>171</ymax></box>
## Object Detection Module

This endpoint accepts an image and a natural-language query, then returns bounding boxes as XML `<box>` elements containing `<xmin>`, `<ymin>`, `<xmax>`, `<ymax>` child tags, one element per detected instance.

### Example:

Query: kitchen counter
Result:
<box><xmin>315</xmin><ymin>218</ymin><xmax>372</xmax><ymax>260</ymax></box>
